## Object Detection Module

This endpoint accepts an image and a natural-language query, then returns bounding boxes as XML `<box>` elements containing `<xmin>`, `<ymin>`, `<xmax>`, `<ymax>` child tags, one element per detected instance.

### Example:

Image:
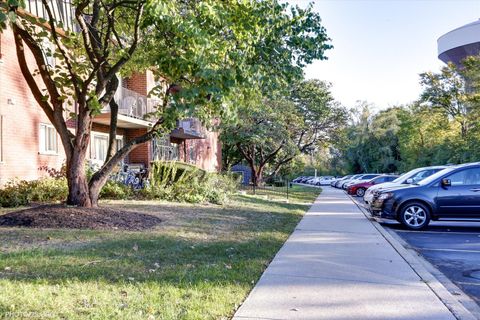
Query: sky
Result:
<box><xmin>292</xmin><ymin>0</ymin><xmax>480</xmax><ymax>110</ymax></box>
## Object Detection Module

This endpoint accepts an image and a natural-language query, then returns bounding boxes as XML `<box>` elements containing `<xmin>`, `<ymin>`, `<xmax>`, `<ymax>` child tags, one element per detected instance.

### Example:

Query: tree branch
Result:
<box><xmin>41</xmin><ymin>0</ymin><xmax>82</xmax><ymax>99</ymax></box>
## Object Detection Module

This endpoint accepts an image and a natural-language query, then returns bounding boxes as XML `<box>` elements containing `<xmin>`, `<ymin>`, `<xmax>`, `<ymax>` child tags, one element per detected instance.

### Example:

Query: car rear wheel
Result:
<box><xmin>399</xmin><ymin>202</ymin><xmax>430</xmax><ymax>230</ymax></box>
<box><xmin>356</xmin><ymin>188</ymin><xmax>366</xmax><ymax>197</ymax></box>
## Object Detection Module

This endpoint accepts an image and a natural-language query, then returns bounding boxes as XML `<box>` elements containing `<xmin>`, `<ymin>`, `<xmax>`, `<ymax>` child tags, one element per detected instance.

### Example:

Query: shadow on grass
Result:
<box><xmin>0</xmin><ymin>190</ymin><xmax>320</xmax><ymax>289</ymax></box>
<box><xmin>0</xmin><ymin>233</ymin><xmax>284</xmax><ymax>287</ymax></box>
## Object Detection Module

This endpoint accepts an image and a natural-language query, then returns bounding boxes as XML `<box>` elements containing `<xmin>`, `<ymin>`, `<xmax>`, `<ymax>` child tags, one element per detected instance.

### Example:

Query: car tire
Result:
<box><xmin>356</xmin><ymin>188</ymin><xmax>366</xmax><ymax>197</ymax></box>
<box><xmin>399</xmin><ymin>202</ymin><xmax>431</xmax><ymax>230</ymax></box>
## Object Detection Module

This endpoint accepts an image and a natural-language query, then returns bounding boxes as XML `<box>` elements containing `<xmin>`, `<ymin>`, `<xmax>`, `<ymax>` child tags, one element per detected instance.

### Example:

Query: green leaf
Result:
<box><xmin>0</xmin><ymin>12</ymin><xmax>7</xmax><ymax>24</ymax></box>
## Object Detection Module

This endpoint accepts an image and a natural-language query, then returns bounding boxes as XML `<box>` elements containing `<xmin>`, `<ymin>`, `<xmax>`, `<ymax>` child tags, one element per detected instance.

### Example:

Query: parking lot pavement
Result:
<box><xmin>350</xmin><ymin>195</ymin><xmax>480</xmax><ymax>311</ymax></box>
<box><xmin>388</xmin><ymin>221</ymin><xmax>480</xmax><ymax>306</ymax></box>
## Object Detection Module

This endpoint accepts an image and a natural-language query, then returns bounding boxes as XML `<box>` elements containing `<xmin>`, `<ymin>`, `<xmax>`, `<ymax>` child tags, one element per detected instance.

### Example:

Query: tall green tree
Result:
<box><xmin>270</xmin><ymin>80</ymin><xmax>347</xmax><ymax>176</ymax></box>
<box><xmin>420</xmin><ymin>59</ymin><xmax>480</xmax><ymax>139</ymax></box>
<box><xmin>0</xmin><ymin>0</ymin><xmax>331</xmax><ymax>206</ymax></box>
<box><xmin>222</xmin><ymin>80</ymin><xmax>346</xmax><ymax>185</ymax></box>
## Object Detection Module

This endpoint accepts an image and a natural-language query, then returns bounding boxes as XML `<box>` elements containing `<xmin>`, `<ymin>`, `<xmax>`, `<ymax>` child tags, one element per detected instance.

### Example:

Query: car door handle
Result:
<box><xmin>470</xmin><ymin>188</ymin><xmax>480</xmax><ymax>192</ymax></box>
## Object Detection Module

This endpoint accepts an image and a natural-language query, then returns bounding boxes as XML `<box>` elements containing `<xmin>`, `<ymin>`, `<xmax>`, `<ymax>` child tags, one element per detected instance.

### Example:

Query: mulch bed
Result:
<box><xmin>0</xmin><ymin>205</ymin><xmax>162</xmax><ymax>231</ymax></box>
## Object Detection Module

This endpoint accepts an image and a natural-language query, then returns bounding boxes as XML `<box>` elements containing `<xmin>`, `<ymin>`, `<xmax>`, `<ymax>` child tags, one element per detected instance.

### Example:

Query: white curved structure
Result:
<box><xmin>438</xmin><ymin>19</ymin><xmax>480</xmax><ymax>66</ymax></box>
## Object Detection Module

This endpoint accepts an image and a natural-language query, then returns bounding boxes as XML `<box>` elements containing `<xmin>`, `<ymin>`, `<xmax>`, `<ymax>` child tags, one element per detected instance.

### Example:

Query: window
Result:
<box><xmin>446</xmin><ymin>168</ymin><xmax>480</xmax><ymax>186</ymax></box>
<box><xmin>116</xmin><ymin>137</ymin><xmax>124</xmax><ymax>152</ymax></box>
<box><xmin>92</xmin><ymin>135</ymin><xmax>108</xmax><ymax>161</ymax></box>
<box><xmin>39</xmin><ymin>123</ymin><xmax>58</xmax><ymax>154</ymax></box>
<box><xmin>411</xmin><ymin>169</ymin><xmax>435</xmax><ymax>183</ymax></box>
<box><xmin>91</xmin><ymin>134</ymin><xmax>124</xmax><ymax>162</ymax></box>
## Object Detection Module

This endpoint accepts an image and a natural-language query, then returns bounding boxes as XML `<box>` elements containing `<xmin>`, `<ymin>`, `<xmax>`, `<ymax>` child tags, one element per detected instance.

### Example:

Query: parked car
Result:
<box><xmin>343</xmin><ymin>174</ymin><xmax>380</xmax><ymax>190</ymax></box>
<box><xmin>292</xmin><ymin>176</ymin><xmax>305</xmax><ymax>183</ymax></box>
<box><xmin>307</xmin><ymin>177</ymin><xmax>322</xmax><ymax>185</ymax></box>
<box><xmin>304</xmin><ymin>177</ymin><xmax>317</xmax><ymax>184</ymax></box>
<box><xmin>299</xmin><ymin>176</ymin><xmax>314</xmax><ymax>183</ymax></box>
<box><xmin>371</xmin><ymin>162</ymin><xmax>480</xmax><ymax>230</ymax></box>
<box><xmin>336</xmin><ymin>174</ymin><xmax>362</xmax><ymax>188</ymax></box>
<box><xmin>363</xmin><ymin>166</ymin><xmax>448</xmax><ymax>205</ymax></box>
<box><xmin>332</xmin><ymin>175</ymin><xmax>352</xmax><ymax>187</ymax></box>
<box><xmin>316</xmin><ymin>176</ymin><xmax>335</xmax><ymax>186</ymax></box>
<box><xmin>347</xmin><ymin>175</ymin><xmax>398</xmax><ymax>197</ymax></box>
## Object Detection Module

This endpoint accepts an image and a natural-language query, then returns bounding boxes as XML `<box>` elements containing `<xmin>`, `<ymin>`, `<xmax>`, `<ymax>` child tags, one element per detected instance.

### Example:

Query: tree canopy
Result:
<box><xmin>221</xmin><ymin>79</ymin><xmax>346</xmax><ymax>185</ymax></box>
<box><xmin>327</xmin><ymin>56</ymin><xmax>480</xmax><ymax>175</ymax></box>
<box><xmin>0</xmin><ymin>0</ymin><xmax>333</xmax><ymax>205</ymax></box>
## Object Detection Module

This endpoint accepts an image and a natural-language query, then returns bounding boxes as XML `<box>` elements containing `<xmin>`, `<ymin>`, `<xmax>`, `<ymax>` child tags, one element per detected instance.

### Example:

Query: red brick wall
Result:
<box><xmin>0</xmin><ymin>27</ymin><xmax>66</xmax><ymax>184</ymax></box>
<box><xmin>124</xmin><ymin>73</ymin><xmax>148</xmax><ymax>96</ymax></box>
<box><xmin>0</xmin><ymin>28</ymin><xmax>221</xmax><ymax>184</ymax></box>
<box><xmin>179</xmin><ymin>131</ymin><xmax>221</xmax><ymax>172</ymax></box>
<box><xmin>191</xmin><ymin>131</ymin><xmax>222</xmax><ymax>172</ymax></box>
<box><xmin>126</xmin><ymin>128</ymin><xmax>151</xmax><ymax>167</ymax></box>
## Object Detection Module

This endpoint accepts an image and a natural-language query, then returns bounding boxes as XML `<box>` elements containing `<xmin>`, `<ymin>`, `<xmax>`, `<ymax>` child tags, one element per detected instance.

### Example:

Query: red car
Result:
<box><xmin>347</xmin><ymin>175</ymin><xmax>398</xmax><ymax>197</ymax></box>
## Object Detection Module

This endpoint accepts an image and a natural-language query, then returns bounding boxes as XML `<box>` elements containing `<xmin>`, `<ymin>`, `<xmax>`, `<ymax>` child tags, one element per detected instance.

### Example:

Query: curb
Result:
<box><xmin>347</xmin><ymin>192</ymin><xmax>479</xmax><ymax>320</ymax></box>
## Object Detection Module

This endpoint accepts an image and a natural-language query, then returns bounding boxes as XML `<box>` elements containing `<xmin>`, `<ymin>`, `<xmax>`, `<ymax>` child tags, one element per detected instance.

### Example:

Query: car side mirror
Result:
<box><xmin>406</xmin><ymin>178</ymin><xmax>413</xmax><ymax>184</ymax></box>
<box><xmin>441</xmin><ymin>178</ymin><xmax>451</xmax><ymax>187</ymax></box>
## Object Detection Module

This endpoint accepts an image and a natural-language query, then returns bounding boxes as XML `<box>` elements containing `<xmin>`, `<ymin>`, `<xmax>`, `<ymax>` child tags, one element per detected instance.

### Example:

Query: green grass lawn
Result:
<box><xmin>0</xmin><ymin>185</ymin><xmax>320</xmax><ymax>320</ymax></box>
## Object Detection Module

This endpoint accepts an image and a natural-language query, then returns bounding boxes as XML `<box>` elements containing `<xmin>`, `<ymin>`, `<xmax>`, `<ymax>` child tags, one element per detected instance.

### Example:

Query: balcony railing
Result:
<box><xmin>24</xmin><ymin>0</ymin><xmax>75</xmax><ymax>31</ymax></box>
<box><xmin>152</xmin><ymin>137</ymin><xmax>180</xmax><ymax>162</ymax></box>
<box><xmin>175</xmin><ymin>118</ymin><xmax>206</xmax><ymax>138</ymax></box>
<box><xmin>104</xmin><ymin>86</ymin><xmax>161</xmax><ymax>122</ymax></box>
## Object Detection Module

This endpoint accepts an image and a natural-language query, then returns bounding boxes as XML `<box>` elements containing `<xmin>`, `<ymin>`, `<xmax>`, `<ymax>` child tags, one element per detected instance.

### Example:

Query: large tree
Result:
<box><xmin>222</xmin><ymin>80</ymin><xmax>346</xmax><ymax>185</ymax></box>
<box><xmin>222</xmin><ymin>97</ymin><xmax>299</xmax><ymax>186</ymax></box>
<box><xmin>0</xmin><ymin>0</ymin><xmax>331</xmax><ymax>206</ymax></box>
<box><xmin>269</xmin><ymin>80</ymin><xmax>347</xmax><ymax>176</ymax></box>
<box><xmin>420</xmin><ymin>58</ymin><xmax>480</xmax><ymax>139</ymax></box>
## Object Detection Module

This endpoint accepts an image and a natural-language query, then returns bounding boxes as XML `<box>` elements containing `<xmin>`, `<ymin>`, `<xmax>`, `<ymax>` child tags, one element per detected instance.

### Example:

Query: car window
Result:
<box><xmin>446</xmin><ymin>168</ymin><xmax>480</xmax><ymax>186</ymax></box>
<box><xmin>363</xmin><ymin>174</ymin><xmax>378</xmax><ymax>179</ymax></box>
<box><xmin>411</xmin><ymin>169</ymin><xmax>434</xmax><ymax>182</ymax></box>
<box><xmin>374</xmin><ymin>177</ymin><xmax>385</xmax><ymax>183</ymax></box>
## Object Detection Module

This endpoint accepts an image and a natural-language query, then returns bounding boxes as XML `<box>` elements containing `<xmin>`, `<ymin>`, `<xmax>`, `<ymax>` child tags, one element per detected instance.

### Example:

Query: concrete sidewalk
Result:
<box><xmin>233</xmin><ymin>187</ymin><xmax>456</xmax><ymax>320</ymax></box>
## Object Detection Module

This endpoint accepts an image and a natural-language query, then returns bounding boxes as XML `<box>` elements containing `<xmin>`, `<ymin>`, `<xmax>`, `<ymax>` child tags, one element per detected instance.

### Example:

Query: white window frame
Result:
<box><xmin>90</xmin><ymin>132</ymin><xmax>124</xmax><ymax>163</ymax></box>
<box><xmin>39</xmin><ymin>123</ymin><xmax>58</xmax><ymax>155</ymax></box>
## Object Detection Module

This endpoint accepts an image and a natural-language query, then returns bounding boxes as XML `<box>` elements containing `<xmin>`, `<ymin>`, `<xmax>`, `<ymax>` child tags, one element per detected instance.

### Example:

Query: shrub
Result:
<box><xmin>149</xmin><ymin>161</ymin><xmax>207</xmax><ymax>187</ymax></box>
<box><xmin>142</xmin><ymin>161</ymin><xmax>237</xmax><ymax>204</ymax></box>
<box><xmin>29</xmin><ymin>178</ymin><xmax>68</xmax><ymax>202</ymax></box>
<box><xmin>0</xmin><ymin>180</ymin><xmax>31</xmax><ymax>207</ymax></box>
<box><xmin>0</xmin><ymin>162</ymin><xmax>237</xmax><ymax>207</ymax></box>
<box><xmin>0</xmin><ymin>178</ymin><xmax>68</xmax><ymax>207</ymax></box>
<box><xmin>99</xmin><ymin>180</ymin><xmax>133</xmax><ymax>200</ymax></box>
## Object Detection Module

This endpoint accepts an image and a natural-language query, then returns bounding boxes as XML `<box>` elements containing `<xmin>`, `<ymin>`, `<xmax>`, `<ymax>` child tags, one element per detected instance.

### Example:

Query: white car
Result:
<box><xmin>317</xmin><ymin>176</ymin><xmax>335</xmax><ymax>185</ymax></box>
<box><xmin>363</xmin><ymin>166</ymin><xmax>449</xmax><ymax>205</ymax></box>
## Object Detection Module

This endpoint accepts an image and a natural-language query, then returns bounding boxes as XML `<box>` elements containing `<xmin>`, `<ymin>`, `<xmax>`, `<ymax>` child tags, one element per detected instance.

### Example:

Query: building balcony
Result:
<box><xmin>23</xmin><ymin>0</ymin><xmax>75</xmax><ymax>31</ymax></box>
<box><xmin>170</xmin><ymin>118</ymin><xmax>206</xmax><ymax>140</ymax></box>
<box><xmin>93</xmin><ymin>86</ymin><xmax>206</xmax><ymax>138</ymax></box>
<box><xmin>152</xmin><ymin>144</ymin><xmax>180</xmax><ymax>162</ymax></box>
<box><xmin>94</xmin><ymin>86</ymin><xmax>161</xmax><ymax>129</ymax></box>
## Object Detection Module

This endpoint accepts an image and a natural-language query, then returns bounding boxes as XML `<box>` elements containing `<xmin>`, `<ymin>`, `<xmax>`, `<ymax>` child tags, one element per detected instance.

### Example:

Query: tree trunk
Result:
<box><xmin>89</xmin><ymin>174</ymin><xmax>111</xmax><ymax>207</ymax></box>
<box><xmin>252</xmin><ymin>165</ymin><xmax>264</xmax><ymax>187</ymax></box>
<box><xmin>66</xmin><ymin>152</ymin><xmax>92</xmax><ymax>207</ymax></box>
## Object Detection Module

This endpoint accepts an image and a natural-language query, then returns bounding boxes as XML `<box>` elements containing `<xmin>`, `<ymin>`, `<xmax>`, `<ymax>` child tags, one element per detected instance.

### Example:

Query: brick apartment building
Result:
<box><xmin>0</xmin><ymin>3</ymin><xmax>221</xmax><ymax>184</ymax></box>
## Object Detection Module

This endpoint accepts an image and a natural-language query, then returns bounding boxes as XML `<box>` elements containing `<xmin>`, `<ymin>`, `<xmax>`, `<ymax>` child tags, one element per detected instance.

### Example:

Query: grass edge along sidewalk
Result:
<box><xmin>0</xmin><ymin>185</ymin><xmax>320</xmax><ymax>320</ymax></box>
